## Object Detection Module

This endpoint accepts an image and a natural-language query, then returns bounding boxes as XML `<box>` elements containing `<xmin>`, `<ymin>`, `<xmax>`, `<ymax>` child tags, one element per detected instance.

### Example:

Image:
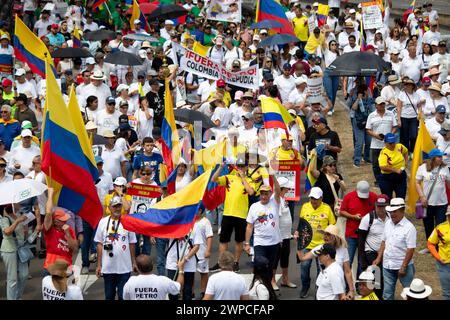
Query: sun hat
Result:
<box><xmin>375</xmin><ymin>194</ymin><xmax>390</xmax><ymax>206</ymax></box>
<box><xmin>356</xmin><ymin>180</ymin><xmax>370</xmax><ymax>199</ymax></box>
<box><xmin>429</xmin><ymin>69</ymin><xmax>441</xmax><ymax>77</ymax></box>
<box><xmin>309</xmin><ymin>187</ymin><xmax>323</xmax><ymax>199</ymax></box>
<box><xmin>429</xmin><ymin>83</ymin><xmax>442</xmax><ymax>93</ymax></box>
<box><xmin>356</xmin><ymin>269</ymin><xmax>376</xmax><ymax>283</ymax></box>
<box><xmin>85</xmin><ymin>121</ymin><xmax>97</xmax><ymax>130</ymax></box>
<box><xmin>385</xmin><ymin>198</ymin><xmax>406</xmax><ymax>212</ymax></box>
<box><xmin>102</xmin><ymin>130</ymin><xmax>115</xmax><ymax>138</ymax></box>
<box><xmin>401</xmin><ymin>279</ymin><xmax>432</xmax><ymax>300</ymax></box>
<box><xmin>402</xmin><ymin>77</ymin><xmax>415</xmax><ymax>85</ymax></box>
<box><xmin>242</xmin><ymin>91</ymin><xmax>253</xmax><ymax>99</ymax></box>
<box><xmin>90</xmin><ymin>70</ymin><xmax>105</xmax><ymax>80</ymax></box>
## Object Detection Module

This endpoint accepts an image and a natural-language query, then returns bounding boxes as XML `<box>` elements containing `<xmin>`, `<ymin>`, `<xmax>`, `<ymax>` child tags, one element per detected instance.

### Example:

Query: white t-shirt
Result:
<box><xmin>34</xmin><ymin>19</ymin><xmax>52</xmax><ymax>38</ymax></box>
<box><xmin>81</xmin><ymin>83</ymin><xmax>112</xmax><ymax>111</ymax></box>
<box><xmin>192</xmin><ymin>217</ymin><xmax>213</xmax><ymax>260</ymax></box>
<box><xmin>426</xmin><ymin>118</ymin><xmax>450</xmax><ymax>141</ymax></box>
<box><xmin>205</xmin><ymin>271</ymin><xmax>248</xmax><ymax>300</ymax></box>
<box><xmin>312</xmin><ymin>244</ymin><xmax>349</xmax><ymax>268</ymax></box>
<box><xmin>100</xmin><ymin>146</ymin><xmax>127</xmax><ymax>179</ymax></box>
<box><xmin>430</xmin><ymin>52</ymin><xmax>450</xmax><ymax>83</ymax></box>
<box><xmin>42</xmin><ymin>276</ymin><xmax>83</xmax><ymax>300</ymax></box>
<box><xmin>212</xmin><ymin>107</ymin><xmax>232</xmax><ymax>129</ymax></box>
<box><xmin>96</xmin><ymin>171</ymin><xmax>113</xmax><ymax>205</ymax></box>
<box><xmin>238</xmin><ymin>126</ymin><xmax>258</xmax><ymax>147</ymax></box>
<box><xmin>122</xmin><ymin>274</ymin><xmax>180</xmax><ymax>300</ymax></box>
<box><xmin>9</xmin><ymin>145</ymin><xmax>40</xmax><ymax>176</ymax></box>
<box><xmin>359</xmin><ymin>213</ymin><xmax>389</xmax><ymax>252</ymax></box>
<box><xmin>380</xmin><ymin>85</ymin><xmax>400</xmax><ymax>112</ymax></box>
<box><xmin>166</xmin><ymin>233</ymin><xmax>202</xmax><ymax>273</ymax></box>
<box><xmin>94</xmin><ymin>216</ymin><xmax>137</xmax><ymax>274</ymax></box>
<box><xmin>423</xmin><ymin>97</ymin><xmax>449</xmax><ymax>120</ymax></box>
<box><xmin>16</xmin><ymin>80</ymin><xmax>37</xmax><ymax>99</ymax></box>
<box><xmin>248</xmin><ymin>280</ymin><xmax>270</xmax><ymax>300</ymax></box>
<box><xmin>96</xmin><ymin>110</ymin><xmax>120</xmax><ymax>135</ymax></box>
<box><xmin>398</xmin><ymin>91</ymin><xmax>423</xmax><ymax>119</ymax></box>
<box><xmin>274</xmin><ymin>75</ymin><xmax>296</xmax><ymax>103</ymax></box>
<box><xmin>365</xmin><ymin>110</ymin><xmax>397</xmax><ymax>149</ymax></box>
<box><xmin>416</xmin><ymin>163</ymin><xmax>450</xmax><ymax>206</ymax></box>
<box><xmin>175</xmin><ymin>173</ymin><xmax>192</xmax><ymax>193</ymax></box>
<box><xmin>197</xmin><ymin>81</ymin><xmax>216</xmax><ymax>102</ymax></box>
<box><xmin>246</xmin><ymin>195</ymin><xmax>281</xmax><ymax>247</ymax></box>
<box><xmin>135</xmin><ymin>108</ymin><xmax>154</xmax><ymax>141</ymax></box>
<box><xmin>316</xmin><ymin>261</ymin><xmax>345</xmax><ymax>300</ymax></box>
<box><xmin>400</xmin><ymin>55</ymin><xmax>423</xmax><ymax>83</ymax></box>
<box><xmin>436</xmin><ymin>135</ymin><xmax>450</xmax><ymax>166</ymax></box>
<box><xmin>279</xmin><ymin>197</ymin><xmax>292</xmax><ymax>240</ymax></box>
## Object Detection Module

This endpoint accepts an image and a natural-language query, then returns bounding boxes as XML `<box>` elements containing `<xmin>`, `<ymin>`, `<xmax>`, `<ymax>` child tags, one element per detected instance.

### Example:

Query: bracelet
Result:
<box><xmin>244</xmin><ymin>242</ymin><xmax>250</xmax><ymax>245</ymax></box>
<box><xmin>179</xmin><ymin>270</ymin><xmax>184</xmax><ymax>274</ymax></box>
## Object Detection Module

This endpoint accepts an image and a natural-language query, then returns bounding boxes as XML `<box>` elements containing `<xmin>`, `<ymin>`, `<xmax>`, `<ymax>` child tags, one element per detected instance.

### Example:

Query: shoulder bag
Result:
<box><xmin>325</xmin><ymin>173</ymin><xmax>342</xmax><ymax>217</ymax></box>
<box><xmin>416</xmin><ymin>166</ymin><xmax>442</xmax><ymax>219</ymax></box>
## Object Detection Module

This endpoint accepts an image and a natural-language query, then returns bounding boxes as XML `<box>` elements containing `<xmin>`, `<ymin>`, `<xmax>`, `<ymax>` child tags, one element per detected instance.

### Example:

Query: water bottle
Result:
<box><xmin>359</xmin><ymin>98</ymin><xmax>365</xmax><ymax>113</ymax></box>
<box><xmin>27</xmin><ymin>229</ymin><xmax>40</xmax><ymax>244</ymax></box>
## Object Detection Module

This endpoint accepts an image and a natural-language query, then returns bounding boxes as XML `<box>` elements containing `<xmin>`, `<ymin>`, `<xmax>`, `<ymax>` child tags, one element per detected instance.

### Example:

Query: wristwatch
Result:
<box><xmin>244</xmin><ymin>242</ymin><xmax>250</xmax><ymax>245</ymax></box>
<box><xmin>179</xmin><ymin>270</ymin><xmax>184</xmax><ymax>274</ymax></box>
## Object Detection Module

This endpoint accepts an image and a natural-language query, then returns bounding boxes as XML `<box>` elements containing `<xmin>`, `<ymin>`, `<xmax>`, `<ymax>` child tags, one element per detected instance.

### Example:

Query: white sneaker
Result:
<box><xmin>327</xmin><ymin>110</ymin><xmax>334</xmax><ymax>116</ymax></box>
<box><xmin>81</xmin><ymin>267</ymin><xmax>89</xmax><ymax>274</ymax></box>
<box><xmin>218</xmin><ymin>227</ymin><xmax>221</xmax><ymax>235</ymax></box>
<box><xmin>419</xmin><ymin>248</ymin><xmax>429</xmax><ymax>254</ymax></box>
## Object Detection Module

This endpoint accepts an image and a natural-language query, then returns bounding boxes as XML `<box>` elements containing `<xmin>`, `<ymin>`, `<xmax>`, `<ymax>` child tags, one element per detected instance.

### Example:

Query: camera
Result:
<box><xmin>104</xmin><ymin>243</ymin><xmax>114</xmax><ymax>257</ymax></box>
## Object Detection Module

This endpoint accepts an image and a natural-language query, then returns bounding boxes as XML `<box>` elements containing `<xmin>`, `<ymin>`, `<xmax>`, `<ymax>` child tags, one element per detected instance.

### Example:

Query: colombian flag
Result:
<box><xmin>130</xmin><ymin>0</ymin><xmax>147</xmax><ymax>31</ymax></box>
<box><xmin>305</xmin><ymin>149</ymin><xmax>318</xmax><ymax>192</ymax></box>
<box><xmin>41</xmin><ymin>62</ymin><xmax>102</xmax><ymax>228</ymax></box>
<box><xmin>406</xmin><ymin>118</ymin><xmax>435</xmax><ymax>213</ymax></box>
<box><xmin>255</xmin><ymin>0</ymin><xmax>296</xmax><ymax>37</ymax></box>
<box><xmin>91</xmin><ymin>0</ymin><xmax>107</xmax><ymax>10</ymax></box>
<box><xmin>403</xmin><ymin>0</ymin><xmax>415</xmax><ymax>24</ymax></box>
<box><xmin>317</xmin><ymin>4</ymin><xmax>329</xmax><ymax>28</ymax></box>
<box><xmin>13</xmin><ymin>15</ymin><xmax>55</xmax><ymax>78</ymax></box>
<box><xmin>121</xmin><ymin>170</ymin><xmax>212</xmax><ymax>238</ymax></box>
<box><xmin>261</xmin><ymin>96</ymin><xmax>294</xmax><ymax>134</ymax></box>
<box><xmin>73</xmin><ymin>25</ymin><xmax>82</xmax><ymax>48</ymax></box>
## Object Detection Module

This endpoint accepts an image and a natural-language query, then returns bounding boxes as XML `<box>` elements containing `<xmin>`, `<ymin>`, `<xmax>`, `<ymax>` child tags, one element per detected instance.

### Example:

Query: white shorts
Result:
<box><xmin>197</xmin><ymin>258</ymin><xmax>209</xmax><ymax>273</ymax></box>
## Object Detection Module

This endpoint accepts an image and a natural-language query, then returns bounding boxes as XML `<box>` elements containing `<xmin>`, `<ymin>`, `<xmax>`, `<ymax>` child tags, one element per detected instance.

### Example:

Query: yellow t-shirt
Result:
<box><xmin>104</xmin><ymin>193</ymin><xmax>133</xmax><ymax>216</ymax></box>
<box><xmin>218</xmin><ymin>174</ymin><xmax>251</xmax><ymax>219</ymax></box>
<box><xmin>208</xmin><ymin>90</ymin><xmax>232</xmax><ymax>107</ymax></box>
<box><xmin>300</xmin><ymin>202</ymin><xmax>336</xmax><ymax>250</ymax></box>
<box><xmin>357</xmin><ymin>292</ymin><xmax>379</xmax><ymax>300</ymax></box>
<box><xmin>270</xmin><ymin>147</ymin><xmax>300</xmax><ymax>161</ymax></box>
<box><xmin>378</xmin><ymin>143</ymin><xmax>408</xmax><ymax>174</ymax></box>
<box><xmin>247</xmin><ymin>166</ymin><xmax>269</xmax><ymax>196</ymax></box>
<box><xmin>293</xmin><ymin>16</ymin><xmax>309</xmax><ymax>42</ymax></box>
<box><xmin>428</xmin><ymin>221</ymin><xmax>450</xmax><ymax>263</ymax></box>
<box><xmin>304</xmin><ymin>33</ymin><xmax>325</xmax><ymax>55</ymax></box>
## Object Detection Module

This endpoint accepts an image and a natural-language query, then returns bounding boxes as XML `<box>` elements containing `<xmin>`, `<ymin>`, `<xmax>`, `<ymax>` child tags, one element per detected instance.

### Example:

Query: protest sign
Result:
<box><xmin>306</xmin><ymin>76</ymin><xmax>324</xmax><ymax>104</ymax></box>
<box><xmin>308</xmin><ymin>14</ymin><xmax>317</xmax><ymax>34</ymax></box>
<box><xmin>269</xmin><ymin>160</ymin><xmax>301</xmax><ymax>201</ymax></box>
<box><xmin>127</xmin><ymin>183</ymin><xmax>161</xmax><ymax>214</ymax></box>
<box><xmin>179</xmin><ymin>47</ymin><xmax>259</xmax><ymax>90</ymax></box>
<box><xmin>362</xmin><ymin>2</ymin><xmax>383</xmax><ymax>30</ymax></box>
<box><xmin>206</xmin><ymin>0</ymin><xmax>241</xmax><ymax>23</ymax></box>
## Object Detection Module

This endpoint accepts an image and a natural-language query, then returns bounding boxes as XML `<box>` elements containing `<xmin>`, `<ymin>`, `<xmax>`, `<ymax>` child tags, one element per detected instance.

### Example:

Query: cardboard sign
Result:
<box><xmin>179</xmin><ymin>47</ymin><xmax>259</xmax><ymax>90</ymax></box>
<box><xmin>206</xmin><ymin>0</ymin><xmax>241</xmax><ymax>23</ymax></box>
<box><xmin>127</xmin><ymin>183</ymin><xmax>161</xmax><ymax>215</ymax></box>
<box><xmin>306</xmin><ymin>76</ymin><xmax>324</xmax><ymax>104</ymax></box>
<box><xmin>308</xmin><ymin>15</ymin><xmax>317</xmax><ymax>34</ymax></box>
<box><xmin>269</xmin><ymin>160</ymin><xmax>301</xmax><ymax>201</ymax></box>
<box><xmin>362</xmin><ymin>2</ymin><xmax>383</xmax><ymax>30</ymax></box>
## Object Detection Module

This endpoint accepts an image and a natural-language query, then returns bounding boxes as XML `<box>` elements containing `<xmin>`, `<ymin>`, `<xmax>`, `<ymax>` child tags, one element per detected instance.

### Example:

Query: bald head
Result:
<box><xmin>136</xmin><ymin>254</ymin><xmax>153</xmax><ymax>274</ymax></box>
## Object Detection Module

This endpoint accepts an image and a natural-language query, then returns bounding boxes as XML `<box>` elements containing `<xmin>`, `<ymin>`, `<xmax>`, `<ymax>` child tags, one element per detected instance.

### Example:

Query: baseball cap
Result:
<box><xmin>253</xmin><ymin>34</ymin><xmax>260</xmax><ymax>41</ymax></box>
<box><xmin>312</xmin><ymin>117</ymin><xmax>328</xmax><ymax>125</ymax></box>
<box><xmin>15</xmin><ymin>68</ymin><xmax>26</xmax><ymax>76</ymax></box>
<box><xmin>134</xmin><ymin>19</ymin><xmax>141</xmax><ymax>25</ymax></box>
<box><xmin>1</xmin><ymin>78</ymin><xmax>12</xmax><ymax>87</ymax></box>
<box><xmin>260</xmin><ymin>29</ymin><xmax>268</xmax><ymax>34</ymax></box>
<box><xmin>277</xmin><ymin>177</ymin><xmax>293</xmax><ymax>189</ymax></box>
<box><xmin>386</xmin><ymin>198</ymin><xmax>406</xmax><ymax>212</ymax></box>
<box><xmin>356</xmin><ymin>181</ymin><xmax>370</xmax><ymax>199</ymax></box>
<box><xmin>436</xmin><ymin>105</ymin><xmax>446</xmax><ymax>114</ymax></box>
<box><xmin>259</xmin><ymin>185</ymin><xmax>272</xmax><ymax>192</ymax></box>
<box><xmin>51</xmin><ymin>24</ymin><xmax>58</xmax><ymax>29</ymax></box>
<box><xmin>263</xmin><ymin>73</ymin><xmax>274</xmax><ymax>81</ymax></box>
<box><xmin>309</xmin><ymin>187</ymin><xmax>323</xmax><ymax>199</ymax></box>
<box><xmin>431</xmin><ymin>40</ymin><xmax>439</xmax><ymax>47</ymax></box>
<box><xmin>95</xmin><ymin>156</ymin><xmax>104</xmax><ymax>164</ymax></box>
<box><xmin>313</xmin><ymin>2</ymin><xmax>319</xmax><ymax>7</ymax></box>
<box><xmin>232</xmin><ymin>60</ymin><xmax>241</xmax><ymax>67</ymax></box>
<box><xmin>53</xmin><ymin>208</ymin><xmax>70</xmax><ymax>222</ymax></box>
<box><xmin>375</xmin><ymin>96</ymin><xmax>386</xmax><ymax>105</ymax></box>
<box><xmin>375</xmin><ymin>194</ymin><xmax>390</xmax><ymax>206</ymax></box>
<box><xmin>422</xmin><ymin>77</ymin><xmax>432</xmax><ymax>86</ymax></box>
<box><xmin>21</xmin><ymin>120</ymin><xmax>32</xmax><ymax>129</ymax></box>
<box><xmin>86</xmin><ymin>57</ymin><xmax>96</xmax><ymax>65</ymax></box>
<box><xmin>106</xmin><ymin>96</ymin><xmax>116</xmax><ymax>105</ymax></box>
<box><xmin>113</xmin><ymin>176</ymin><xmax>127</xmax><ymax>186</ymax></box>
<box><xmin>242</xmin><ymin>112</ymin><xmax>253</xmax><ymax>120</ymax></box>
<box><xmin>429</xmin><ymin>148</ymin><xmax>445</xmax><ymax>158</ymax></box>
<box><xmin>439</xmin><ymin>40</ymin><xmax>447</xmax><ymax>47</ymax></box>
<box><xmin>21</xmin><ymin>129</ymin><xmax>32</xmax><ymax>138</ymax></box>
<box><xmin>315</xmin><ymin>243</ymin><xmax>336</xmax><ymax>258</ymax></box>
<box><xmin>390</xmin><ymin>48</ymin><xmax>400</xmax><ymax>55</ymax></box>
<box><xmin>349</xmin><ymin>8</ymin><xmax>356</xmax><ymax>14</ymax></box>
<box><xmin>109</xmin><ymin>196</ymin><xmax>123</xmax><ymax>206</ymax></box>
<box><xmin>384</xmin><ymin>132</ymin><xmax>396</xmax><ymax>143</ymax></box>
<box><xmin>234</xmin><ymin>91</ymin><xmax>244</xmax><ymax>101</ymax></box>
<box><xmin>217</xmin><ymin>79</ymin><xmax>226</xmax><ymax>87</ymax></box>
<box><xmin>283</xmin><ymin>63</ymin><xmax>292</xmax><ymax>70</ymax></box>
<box><xmin>0</xmin><ymin>34</ymin><xmax>9</xmax><ymax>41</ymax></box>
<box><xmin>165</xmin><ymin>20</ymin><xmax>174</xmax><ymax>25</ymax></box>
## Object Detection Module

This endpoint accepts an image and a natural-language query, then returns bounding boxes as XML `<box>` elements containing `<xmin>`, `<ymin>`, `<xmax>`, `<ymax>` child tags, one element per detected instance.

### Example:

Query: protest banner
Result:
<box><xmin>127</xmin><ymin>183</ymin><xmax>162</xmax><ymax>214</ymax></box>
<box><xmin>179</xmin><ymin>47</ymin><xmax>259</xmax><ymax>90</ymax></box>
<box><xmin>269</xmin><ymin>160</ymin><xmax>301</xmax><ymax>201</ymax></box>
<box><xmin>307</xmin><ymin>14</ymin><xmax>317</xmax><ymax>34</ymax></box>
<box><xmin>362</xmin><ymin>1</ymin><xmax>383</xmax><ymax>30</ymax></box>
<box><xmin>206</xmin><ymin>0</ymin><xmax>241</xmax><ymax>23</ymax></box>
<box><xmin>306</xmin><ymin>76</ymin><xmax>324</xmax><ymax>104</ymax></box>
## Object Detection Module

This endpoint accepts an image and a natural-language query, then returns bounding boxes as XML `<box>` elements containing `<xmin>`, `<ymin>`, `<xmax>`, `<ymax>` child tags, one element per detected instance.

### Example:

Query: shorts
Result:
<box><xmin>219</xmin><ymin>215</ymin><xmax>247</xmax><ymax>243</ymax></box>
<box><xmin>197</xmin><ymin>258</ymin><xmax>209</xmax><ymax>273</ymax></box>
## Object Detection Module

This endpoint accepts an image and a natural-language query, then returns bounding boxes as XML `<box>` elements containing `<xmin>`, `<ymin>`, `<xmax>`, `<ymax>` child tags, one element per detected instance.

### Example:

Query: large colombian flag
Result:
<box><xmin>121</xmin><ymin>169</ymin><xmax>212</xmax><ymax>238</ymax></box>
<box><xmin>260</xmin><ymin>96</ymin><xmax>294</xmax><ymax>135</ymax></box>
<box><xmin>72</xmin><ymin>25</ymin><xmax>82</xmax><ymax>48</ymax></box>
<box><xmin>255</xmin><ymin>0</ymin><xmax>296</xmax><ymax>37</ymax></box>
<box><xmin>41</xmin><ymin>62</ymin><xmax>102</xmax><ymax>228</ymax></box>
<box><xmin>130</xmin><ymin>0</ymin><xmax>148</xmax><ymax>31</ymax></box>
<box><xmin>13</xmin><ymin>15</ymin><xmax>55</xmax><ymax>78</ymax></box>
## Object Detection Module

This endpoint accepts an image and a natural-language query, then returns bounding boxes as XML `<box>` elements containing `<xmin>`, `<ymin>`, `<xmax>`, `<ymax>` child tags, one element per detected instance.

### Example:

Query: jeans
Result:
<box><xmin>423</xmin><ymin>205</ymin><xmax>448</xmax><ymax>239</ymax></box>
<box><xmin>346</xmin><ymin>237</ymin><xmax>360</xmax><ymax>275</ymax></box>
<box><xmin>81</xmin><ymin>220</ymin><xmax>96</xmax><ymax>268</ymax></box>
<box><xmin>400</xmin><ymin>117</ymin><xmax>419</xmax><ymax>152</ymax></box>
<box><xmin>371</xmin><ymin>149</ymin><xmax>382</xmax><ymax>183</ymax></box>
<box><xmin>156</xmin><ymin>238</ymin><xmax>169</xmax><ymax>276</ymax></box>
<box><xmin>382</xmin><ymin>264</ymin><xmax>415</xmax><ymax>300</ymax></box>
<box><xmin>378</xmin><ymin>171</ymin><xmax>407</xmax><ymax>200</ymax></box>
<box><xmin>167</xmin><ymin>269</ymin><xmax>195</xmax><ymax>300</ymax></box>
<box><xmin>103</xmin><ymin>273</ymin><xmax>131</xmax><ymax>300</ymax></box>
<box><xmin>135</xmin><ymin>234</ymin><xmax>151</xmax><ymax>256</ymax></box>
<box><xmin>254</xmin><ymin>244</ymin><xmax>280</xmax><ymax>279</ymax></box>
<box><xmin>351</xmin><ymin>118</ymin><xmax>371</xmax><ymax>165</ymax></box>
<box><xmin>323</xmin><ymin>69</ymin><xmax>339</xmax><ymax>108</ymax></box>
<box><xmin>125</xmin><ymin>161</ymin><xmax>133</xmax><ymax>182</ymax></box>
<box><xmin>300</xmin><ymin>249</ymin><xmax>320</xmax><ymax>291</ymax></box>
<box><xmin>1</xmin><ymin>251</ymin><xmax>28</xmax><ymax>300</ymax></box>
<box><xmin>436</xmin><ymin>261</ymin><xmax>450</xmax><ymax>300</ymax></box>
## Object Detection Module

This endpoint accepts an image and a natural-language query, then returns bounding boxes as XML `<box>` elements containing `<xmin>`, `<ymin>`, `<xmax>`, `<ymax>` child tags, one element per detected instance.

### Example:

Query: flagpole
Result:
<box><xmin>172</xmin><ymin>230</ymin><xmax>192</xmax><ymax>281</ymax></box>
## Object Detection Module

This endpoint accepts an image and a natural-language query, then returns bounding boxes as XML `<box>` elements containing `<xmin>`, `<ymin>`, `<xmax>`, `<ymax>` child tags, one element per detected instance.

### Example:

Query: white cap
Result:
<box><xmin>358</xmin><ymin>3</ymin><xmax>362</xmax><ymax>8</ymax></box>
<box><xmin>309</xmin><ymin>187</ymin><xmax>323</xmax><ymax>199</ymax></box>
<box><xmin>349</xmin><ymin>8</ymin><xmax>356</xmax><ymax>14</ymax></box>
<box><xmin>260</xmin><ymin>29</ymin><xmax>268</xmax><ymax>34</ymax></box>
<box><xmin>201</xmin><ymin>140</ymin><xmax>217</xmax><ymax>148</ymax></box>
<box><xmin>134</xmin><ymin>19</ymin><xmax>141</xmax><ymax>25</ymax></box>
<box><xmin>113</xmin><ymin>176</ymin><xmax>127</xmax><ymax>186</ymax></box>
<box><xmin>356</xmin><ymin>180</ymin><xmax>370</xmax><ymax>199</ymax></box>
<box><xmin>86</xmin><ymin>57</ymin><xmax>95</xmax><ymax>65</ymax></box>
<box><xmin>277</xmin><ymin>177</ymin><xmax>294</xmax><ymax>189</ymax></box>
<box><xmin>15</xmin><ymin>68</ymin><xmax>26</xmax><ymax>76</ymax></box>
<box><xmin>138</xmin><ymin>49</ymin><xmax>147</xmax><ymax>59</ymax></box>
<box><xmin>431</xmin><ymin>40</ymin><xmax>439</xmax><ymax>46</ymax></box>
<box><xmin>386</xmin><ymin>198</ymin><xmax>406</xmax><ymax>212</ymax></box>
<box><xmin>0</xmin><ymin>34</ymin><xmax>9</xmax><ymax>40</ymax></box>
<box><xmin>253</xmin><ymin>34</ymin><xmax>260</xmax><ymax>41</ymax></box>
<box><xmin>21</xmin><ymin>129</ymin><xmax>32</xmax><ymax>137</ymax></box>
<box><xmin>313</xmin><ymin>2</ymin><xmax>319</xmax><ymax>7</ymax></box>
<box><xmin>116</xmin><ymin>84</ymin><xmax>129</xmax><ymax>93</ymax></box>
<box><xmin>375</xmin><ymin>29</ymin><xmax>382</xmax><ymax>34</ymax></box>
<box><xmin>165</xmin><ymin>20</ymin><xmax>174</xmax><ymax>25</ymax></box>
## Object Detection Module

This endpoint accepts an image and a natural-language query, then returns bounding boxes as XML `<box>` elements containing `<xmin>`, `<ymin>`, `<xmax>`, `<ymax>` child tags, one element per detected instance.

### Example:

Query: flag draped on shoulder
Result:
<box><xmin>406</xmin><ymin>118</ymin><xmax>435</xmax><ymax>213</ymax></box>
<box><xmin>13</xmin><ymin>15</ymin><xmax>55</xmax><ymax>78</ymax></box>
<box><xmin>305</xmin><ymin>149</ymin><xmax>318</xmax><ymax>192</ymax></box>
<box><xmin>260</xmin><ymin>96</ymin><xmax>294</xmax><ymax>134</ymax></box>
<box><xmin>41</xmin><ymin>62</ymin><xmax>102</xmax><ymax>228</ymax></box>
<box><xmin>121</xmin><ymin>170</ymin><xmax>212</xmax><ymax>238</ymax></box>
<box><xmin>255</xmin><ymin>0</ymin><xmax>296</xmax><ymax>37</ymax></box>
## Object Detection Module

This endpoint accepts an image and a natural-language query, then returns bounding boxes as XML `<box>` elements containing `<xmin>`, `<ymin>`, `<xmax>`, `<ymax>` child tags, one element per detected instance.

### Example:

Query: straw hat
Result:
<box><xmin>402</xmin><ymin>77</ymin><xmax>415</xmax><ymax>85</ymax></box>
<box><xmin>401</xmin><ymin>279</ymin><xmax>432</xmax><ymax>300</ymax></box>
<box><xmin>429</xmin><ymin>68</ymin><xmax>441</xmax><ymax>77</ymax></box>
<box><xmin>428</xmin><ymin>82</ymin><xmax>442</xmax><ymax>92</ymax></box>
<box><xmin>48</xmin><ymin>259</ymin><xmax>70</xmax><ymax>292</ymax></box>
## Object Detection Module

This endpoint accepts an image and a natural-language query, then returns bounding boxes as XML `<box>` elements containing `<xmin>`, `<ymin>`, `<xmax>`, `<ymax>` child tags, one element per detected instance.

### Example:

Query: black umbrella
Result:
<box><xmin>51</xmin><ymin>47</ymin><xmax>93</xmax><ymax>58</ymax></box>
<box><xmin>258</xmin><ymin>34</ymin><xmax>299</xmax><ymax>47</ymax></box>
<box><xmin>249</xmin><ymin>20</ymin><xmax>283</xmax><ymax>30</ymax></box>
<box><xmin>174</xmin><ymin>109</ymin><xmax>215</xmax><ymax>129</ymax></box>
<box><xmin>328</xmin><ymin>51</ymin><xmax>391</xmax><ymax>76</ymax></box>
<box><xmin>104</xmin><ymin>51</ymin><xmax>143</xmax><ymax>66</ymax></box>
<box><xmin>83</xmin><ymin>29</ymin><xmax>116</xmax><ymax>41</ymax></box>
<box><xmin>148</xmin><ymin>4</ymin><xmax>188</xmax><ymax>20</ymax></box>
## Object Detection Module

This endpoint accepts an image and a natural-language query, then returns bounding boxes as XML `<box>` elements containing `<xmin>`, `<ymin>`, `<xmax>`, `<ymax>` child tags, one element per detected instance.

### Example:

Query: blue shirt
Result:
<box><xmin>46</xmin><ymin>33</ymin><xmax>65</xmax><ymax>47</ymax></box>
<box><xmin>0</xmin><ymin>120</ymin><xmax>21</xmax><ymax>150</ymax></box>
<box><xmin>132</xmin><ymin>152</ymin><xmax>164</xmax><ymax>185</ymax></box>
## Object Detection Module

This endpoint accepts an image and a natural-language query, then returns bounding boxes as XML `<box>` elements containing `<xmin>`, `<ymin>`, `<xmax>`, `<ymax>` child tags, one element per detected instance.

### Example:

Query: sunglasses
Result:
<box><xmin>1</xmin><ymin>111</ymin><xmax>9</xmax><ymax>114</ymax></box>
<box><xmin>327</xmin><ymin>164</ymin><xmax>336</xmax><ymax>167</ymax></box>
<box><xmin>0</xmin><ymin>163</ymin><xmax>6</xmax><ymax>168</ymax></box>
<box><xmin>243</xmin><ymin>97</ymin><xmax>253</xmax><ymax>100</ymax></box>
<box><xmin>140</xmin><ymin>172</ymin><xmax>152</xmax><ymax>176</ymax></box>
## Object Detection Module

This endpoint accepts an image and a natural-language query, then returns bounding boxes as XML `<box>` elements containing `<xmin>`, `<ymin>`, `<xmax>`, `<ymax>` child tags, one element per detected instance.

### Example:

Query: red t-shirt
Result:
<box><xmin>340</xmin><ymin>190</ymin><xmax>377</xmax><ymax>238</ymax></box>
<box><xmin>44</xmin><ymin>226</ymin><xmax>76</xmax><ymax>269</ymax></box>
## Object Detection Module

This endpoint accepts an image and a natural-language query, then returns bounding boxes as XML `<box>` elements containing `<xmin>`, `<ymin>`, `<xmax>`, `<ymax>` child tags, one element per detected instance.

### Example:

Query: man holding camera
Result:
<box><xmin>365</xmin><ymin>97</ymin><xmax>398</xmax><ymax>185</ymax></box>
<box><xmin>94</xmin><ymin>196</ymin><xmax>137</xmax><ymax>300</ymax></box>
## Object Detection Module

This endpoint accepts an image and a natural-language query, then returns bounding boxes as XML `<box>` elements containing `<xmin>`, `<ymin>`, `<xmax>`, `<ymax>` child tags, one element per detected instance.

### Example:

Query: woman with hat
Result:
<box><xmin>380</xmin><ymin>74</ymin><xmax>401</xmax><ymax>113</ymax></box>
<box><xmin>42</xmin><ymin>259</ymin><xmax>83</xmax><ymax>300</ymax></box>
<box><xmin>298</xmin><ymin>224</ymin><xmax>356</xmax><ymax>299</ymax></box>
<box><xmin>401</xmin><ymin>278</ymin><xmax>432</xmax><ymax>300</ymax></box>
<box><xmin>415</xmin><ymin>148</ymin><xmax>450</xmax><ymax>243</ymax></box>
<box><xmin>115</xmin><ymin>84</ymin><xmax>136</xmax><ymax>115</ymax></box>
<box><xmin>423</xmin><ymin>82</ymin><xmax>448</xmax><ymax>120</ymax></box>
<box><xmin>396</xmin><ymin>76</ymin><xmax>424</xmax><ymax>153</ymax></box>
<box><xmin>378</xmin><ymin>133</ymin><xmax>408</xmax><ymax>199</ymax></box>
<box><xmin>310</xmin><ymin>155</ymin><xmax>346</xmax><ymax>211</ymax></box>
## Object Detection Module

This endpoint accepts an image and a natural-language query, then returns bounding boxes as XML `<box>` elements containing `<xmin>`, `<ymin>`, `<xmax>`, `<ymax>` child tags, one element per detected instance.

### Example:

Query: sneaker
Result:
<box><xmin>300</xmin><ymin>287</ymin><xmax>309</xmax><ymax>299</ymax></box>
<box><xmin>81</xmin><ymin>267</ymin><xmax>90</xmax><ymax>275</ymax></box>
<box><xmin>353</xmin><ymin>163</ymin><xmax>360</xmax><ymax>168</ymax></box>
<box><xmin>217</xmin><ymin>227</ymin><xmax>221</xmax><ymax>235</ymax></box>
<box><xmin>210</xmin><ymin>263</ymin><xmax>221</xmax><ymax>272</ymax></box>
<box><xmin>233</xmin><ymin>262</ymin><xmax>240</xmax><ymax>272</ymax></box>
<box><xmin>327</xmin><ymin>110</ymin><xmax>334</xmax><ymax>116</ymax></box>
<box><xmin>419</xmin><ymin>248</ymin><xmax>430</xmax><ymax>254</ymax></box>
<box><xmin>28</xmin><ymin>275</ymin><xmax>33</xmax><ymax>280</ymax></box>
<box><xmin>363</xmin><ymin>159</ymin><xmax>372</xmax><ymax>164</ymax></box>
<box><xmin>89</xmin><ymin>253</ymin><xmax>97</xmax><ymax>263</ymax></box>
